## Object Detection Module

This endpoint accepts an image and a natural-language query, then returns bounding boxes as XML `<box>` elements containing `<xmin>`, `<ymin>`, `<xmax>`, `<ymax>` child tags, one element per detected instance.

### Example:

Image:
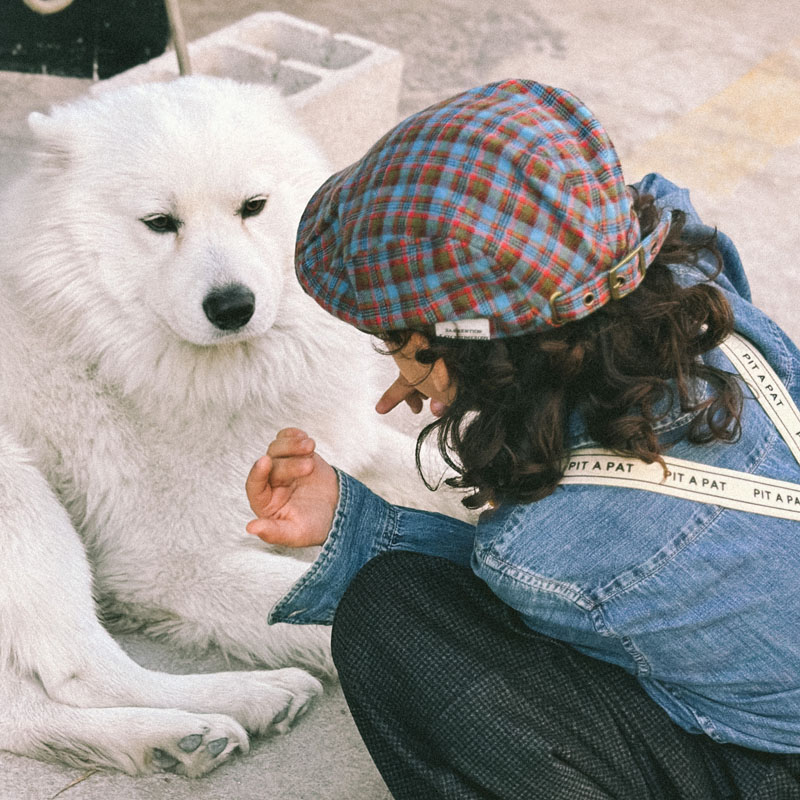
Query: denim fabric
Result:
<box><xmin>271</xmin><ymin>174</ymin><xmax>800</xmax><ymax>754</ymax></box>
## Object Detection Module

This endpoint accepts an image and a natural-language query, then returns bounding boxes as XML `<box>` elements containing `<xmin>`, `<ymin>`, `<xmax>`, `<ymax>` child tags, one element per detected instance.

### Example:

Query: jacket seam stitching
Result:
<box><xmin>593</xmin><ymin>423</ymin><xmax>778</xmax><ymax>607</ymax></box>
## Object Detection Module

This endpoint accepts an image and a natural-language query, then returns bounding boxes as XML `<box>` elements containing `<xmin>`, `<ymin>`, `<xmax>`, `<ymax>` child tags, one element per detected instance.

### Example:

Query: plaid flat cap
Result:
<box><xmin>295</xmin><ymin>79</ymin><xmax>671</xmax><ymax>338</ymax></box>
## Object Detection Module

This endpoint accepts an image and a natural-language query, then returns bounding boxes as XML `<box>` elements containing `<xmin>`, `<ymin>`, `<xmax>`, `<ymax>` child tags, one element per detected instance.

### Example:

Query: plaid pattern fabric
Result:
<box><xmin>333</xmin><ymin>551</ymin><xmax>800</xmax><ymax>800</ymax></box>
<box><xmin>295</xmin><ymin>79</ymin><xmax>671</xmax><ymax>338</ymax></box>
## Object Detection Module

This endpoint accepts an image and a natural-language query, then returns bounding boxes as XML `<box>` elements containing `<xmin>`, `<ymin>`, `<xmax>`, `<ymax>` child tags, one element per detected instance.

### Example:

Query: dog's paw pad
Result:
<box><xmin>146</xmin><ymin>714</ymin><xmax>248</xmax><ymax>777</ymax></box>
<box><xmin>178</xmin><ymin>734</ymin><xmax>203</xmax><ymax>753</ymax></box>
<box><xmin>152</xmin><ymin>748</ymin><xmax>179</xmax><ymax>770</ymax></box>
<box><xmin>272</xmin><ymin>707</ymin><xmax>289</xmax><ymax>724</ymax></box>
<box><xmin>207</xmin><ymin>737</ymin><xmax>228</xmax><ymax>757</ymax></box>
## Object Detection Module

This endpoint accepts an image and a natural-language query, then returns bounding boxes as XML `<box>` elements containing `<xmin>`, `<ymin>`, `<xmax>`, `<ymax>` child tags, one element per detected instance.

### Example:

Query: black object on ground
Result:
<box><xmin>0</xmin><ymin>0</ymin><xmax>169</xmax><ymax>79</ymax></box>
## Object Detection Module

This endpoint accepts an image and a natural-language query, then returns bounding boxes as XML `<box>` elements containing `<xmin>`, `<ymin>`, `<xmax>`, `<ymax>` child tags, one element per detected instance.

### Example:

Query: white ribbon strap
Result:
<box><xmin>562</xmin><ymin>450</ymin><xmax>800</xmax><ymax>521</ymax></box>
<box><xmin>561</xmin><ymin>333</ymin><xmax>800</xmax><ymax>520</ymax></box>
<box><xmin>718</xmin><ymin>334</ymin><xmax>800</xmax><ymax>465</ymax></box>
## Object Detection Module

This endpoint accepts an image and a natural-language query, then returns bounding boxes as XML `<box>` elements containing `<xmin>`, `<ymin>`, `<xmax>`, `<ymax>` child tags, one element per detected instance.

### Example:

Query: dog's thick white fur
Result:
<box><xmin>0</xmin><ymin>77</ymin><xmax>461</xmax><ymax>777</ymax></box>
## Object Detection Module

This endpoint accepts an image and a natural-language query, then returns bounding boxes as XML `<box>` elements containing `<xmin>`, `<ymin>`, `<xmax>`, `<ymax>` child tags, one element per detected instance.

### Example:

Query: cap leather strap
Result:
<box><xmin>549</xmin><ymin>210</ymin><xmax>672</xmax><ymax>326</ymax></box>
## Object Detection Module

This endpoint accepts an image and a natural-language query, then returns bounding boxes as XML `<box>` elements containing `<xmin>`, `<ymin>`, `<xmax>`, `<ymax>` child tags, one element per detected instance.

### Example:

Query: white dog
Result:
<box><xmin>0</xmin><ymin>77</ymin><xmax>458</xmax><ymax>778</ymax></box>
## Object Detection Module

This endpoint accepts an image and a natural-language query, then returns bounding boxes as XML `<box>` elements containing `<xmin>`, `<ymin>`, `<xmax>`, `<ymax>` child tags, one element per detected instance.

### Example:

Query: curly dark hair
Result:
<box><xmin>379</xmin><ymin>192</ymin><xmax>744</xmax><ymax>509</ymax></box>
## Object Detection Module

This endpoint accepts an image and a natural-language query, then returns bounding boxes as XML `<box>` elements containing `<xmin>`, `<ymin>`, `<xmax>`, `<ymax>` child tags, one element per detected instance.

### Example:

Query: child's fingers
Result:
<box><xmin>245</xmin><ymin>518</ymin><xmax>268</xmax><ymax>536</ymax></box>
<box><xmin>245</xmin><ymin>455</ymin><xmax>272</xmax><ymax>494</ymax></box>
<box><xmin>246</xmin><ymin>517</ymin><xmax>287</xmax><ymax>542</ymax></box>
<box><xmin>405</xmin><ymin>392</ymin><xmax>424</xmax><ymax>414</ymax></box>
<box><xmin>376</xmin><ymin>376</ymin><xmax>424</xmax><ymax>415</ymax></box>
<box><xmin>245</xmin><ymin>455</ymin><xmax>273</xmax><ymax>514</ymax></box>
<box><xmin>268</xmin><ymin>453</ymin><xmax>315</xmax><ymax>485</ymax></box>
<box><xmin>246</xmin><ymin>518</ymin><xmax>315</xmax><ymax>547</ymax></box>
<box><xmin>274</xmin><ymin>427</ymin><xmax>309</xmax><ymax>440</ymax></box>
<box><xmin>268</xmin><ymin>434</ymin><xmax>315</xmax><ymax>459</ymax></box>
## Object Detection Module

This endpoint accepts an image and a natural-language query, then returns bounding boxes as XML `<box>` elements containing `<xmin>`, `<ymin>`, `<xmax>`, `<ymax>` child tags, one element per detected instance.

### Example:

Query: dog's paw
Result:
<box><xmin>262</xmin><ymin>668</ymin><xmax>324</xmax><ymax>735</ymax></box>
<box><xmin>218</xmin><ymin>667</ymin><xmax>323</xmax><ymax>736</ymax></box>
<box><xmin>142</xmin><ymin>712</ymin><xmax>249</xmax><ymax>778</ymax></box>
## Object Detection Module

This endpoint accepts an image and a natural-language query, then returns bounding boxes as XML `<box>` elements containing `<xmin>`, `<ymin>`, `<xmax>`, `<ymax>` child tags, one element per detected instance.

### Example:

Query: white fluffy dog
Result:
<box><xmin>0</xmin><ymin>77</ymin><xmax>454</xmax><ymax>777</ymax></box>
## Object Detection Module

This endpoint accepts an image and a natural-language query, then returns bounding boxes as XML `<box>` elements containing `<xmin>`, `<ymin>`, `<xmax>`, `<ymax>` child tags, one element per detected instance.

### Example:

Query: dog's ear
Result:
<box><xmin>27</xmin><ymin>110</ymin><xmax>66</xmax><ymax>146</ymax></box>
<box><xmin>27</xmin><ymin>111</ymin><xmax>73</xmax><ymax>170</ymax></box>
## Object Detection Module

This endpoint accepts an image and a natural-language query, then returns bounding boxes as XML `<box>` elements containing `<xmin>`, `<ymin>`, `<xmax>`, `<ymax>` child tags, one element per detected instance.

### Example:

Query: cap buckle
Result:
<box><xmin>607</xmin><ymin>245</ymin><xmax>646</xmax><ymax>301</ymax></box>
<box><xmin>548</xmin><ymin>290</ymin><xmax>565</xmax><ymax>326</ymax></box>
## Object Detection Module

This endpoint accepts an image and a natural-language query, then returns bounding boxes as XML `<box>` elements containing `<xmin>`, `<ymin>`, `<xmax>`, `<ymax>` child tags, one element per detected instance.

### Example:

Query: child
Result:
<box><xmin>246</xmin><ymin>80</ymin><xmax>800</xmax><ymax>799</ymax></box>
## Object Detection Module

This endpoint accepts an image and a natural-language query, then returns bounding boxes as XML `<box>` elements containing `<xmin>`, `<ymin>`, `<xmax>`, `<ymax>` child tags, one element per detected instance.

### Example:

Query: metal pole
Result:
<box><xmin>23</xmin><ymin>0</ymin><xmax>191</xmax><ymax>77</ymax></box>
<box><xmin>163</xmin><ymin>0</ymin><xmax>191</xmax><ymax>76</ymax></box>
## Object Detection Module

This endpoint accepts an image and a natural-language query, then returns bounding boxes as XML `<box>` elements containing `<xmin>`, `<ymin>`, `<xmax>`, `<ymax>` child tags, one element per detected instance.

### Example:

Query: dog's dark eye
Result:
<box><xmin>141</xmin><ymin>214</ymin><xmax>179</xmax><ymax>234</ymax></box>
<box><xmin>241</xmin><ymin>196</ymin><xmax>268</xmax><ymax>219</ymax></box>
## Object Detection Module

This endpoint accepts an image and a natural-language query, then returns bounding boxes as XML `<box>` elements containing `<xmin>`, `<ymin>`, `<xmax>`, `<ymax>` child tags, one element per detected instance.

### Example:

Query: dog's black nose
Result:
<box><xmin>202</xmin><ymin>284</ymin><xmax>256</xmax><ymax>331</ymax></box>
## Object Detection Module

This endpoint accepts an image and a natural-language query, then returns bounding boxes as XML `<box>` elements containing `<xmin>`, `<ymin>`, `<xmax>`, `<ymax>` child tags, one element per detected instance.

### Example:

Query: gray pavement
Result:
<box><xmin>2</xmin><ymin>1</ymin><xmax>800</xmax><ymax>798</ymax></box>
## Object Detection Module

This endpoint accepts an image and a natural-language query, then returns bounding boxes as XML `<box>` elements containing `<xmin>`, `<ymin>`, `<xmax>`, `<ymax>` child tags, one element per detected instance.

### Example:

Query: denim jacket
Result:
<box><xmin>271</xmin><ymin>174</ymin><xmax>800</xmax><ymax>754</ymax></box>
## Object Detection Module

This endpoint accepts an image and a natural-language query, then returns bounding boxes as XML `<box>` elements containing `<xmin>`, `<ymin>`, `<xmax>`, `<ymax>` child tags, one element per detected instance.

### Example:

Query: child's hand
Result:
<box><xmin>245</xmin><ymin>428</ymin><xmax>338</xmax><ymax>547</ymax></box>
<box><xmin>375</xmin><ymin>373</ymin><xmax>449</xmax><ymax>417</ymax></box>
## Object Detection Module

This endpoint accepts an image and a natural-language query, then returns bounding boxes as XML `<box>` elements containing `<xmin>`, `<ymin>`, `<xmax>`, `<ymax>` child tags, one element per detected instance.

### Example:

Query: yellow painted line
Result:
<box><xmin>624</xmin><ymin>39</ymin><xmax>800</xmax><ymax>198</ymax></box>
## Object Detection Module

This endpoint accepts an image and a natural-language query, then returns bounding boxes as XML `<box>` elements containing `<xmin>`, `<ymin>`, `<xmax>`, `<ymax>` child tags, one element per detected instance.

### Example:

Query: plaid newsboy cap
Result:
<box><xmin>295</xmin><ymin>79</ymin><xmax>671</xmax><ymax>339</ymax></box>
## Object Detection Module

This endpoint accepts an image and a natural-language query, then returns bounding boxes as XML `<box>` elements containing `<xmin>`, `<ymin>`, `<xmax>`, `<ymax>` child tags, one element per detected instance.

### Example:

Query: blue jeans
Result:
<box><xmin>332</xmin><ymin>551</ymin><xmax>800</xmax><ymax>800</ymax></box>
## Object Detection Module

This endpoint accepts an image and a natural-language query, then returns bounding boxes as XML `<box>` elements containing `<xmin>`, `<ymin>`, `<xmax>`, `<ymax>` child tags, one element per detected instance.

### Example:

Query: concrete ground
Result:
<box><xmin>1</xmin><ymin>1</ymin><xmax>800</xmax><ymax>798</ymax></box>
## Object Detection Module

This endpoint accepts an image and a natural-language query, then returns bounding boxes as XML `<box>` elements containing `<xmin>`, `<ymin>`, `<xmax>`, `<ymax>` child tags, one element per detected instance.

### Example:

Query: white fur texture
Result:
<box><xmin>0</xmin><ymin>77</ymin><xmax>461</xmax><ymax>777</ymax></box>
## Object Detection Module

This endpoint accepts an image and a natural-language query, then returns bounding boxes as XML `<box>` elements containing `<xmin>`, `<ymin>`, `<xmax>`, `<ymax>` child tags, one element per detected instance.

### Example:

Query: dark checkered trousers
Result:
<box><xmin>333</xmin><ymin>551</ymin><xmax>800</xmax><ymax>799</ymax></box>
<box><xmin>295</xmin><ymin>78</ymin><xmax>671</xmax><ymax>339</ymax></box>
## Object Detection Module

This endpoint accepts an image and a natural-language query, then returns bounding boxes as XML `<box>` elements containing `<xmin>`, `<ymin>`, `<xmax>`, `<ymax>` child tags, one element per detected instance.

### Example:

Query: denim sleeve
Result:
<box><xmin>268</xmin><ymin>469</ymin><xmax>476</xmax><ymax>625</ymax></box>
<box><xmin>632</xmin><ymin>172</ymin><xmax>752</xmax><ymax>301</ymax></box>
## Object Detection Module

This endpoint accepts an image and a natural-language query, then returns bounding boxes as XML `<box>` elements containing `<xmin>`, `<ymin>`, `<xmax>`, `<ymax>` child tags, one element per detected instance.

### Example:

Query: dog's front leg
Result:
<box><xmin>0</xmin><ymin>429</ymin><xmax>320</xmax><ymax>775</ymax></box>
<box><xmin>108</xmin><ymin>541</ymin><xmax>336</xmax><ymax>677</ymax></box>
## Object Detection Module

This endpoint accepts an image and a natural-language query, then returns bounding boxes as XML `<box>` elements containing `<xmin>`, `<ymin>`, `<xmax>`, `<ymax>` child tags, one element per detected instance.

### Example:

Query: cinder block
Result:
<box><xmin>95</xmin><ymin>12</ymin><xmax>404</xmax><ymax>170</ymax></box>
